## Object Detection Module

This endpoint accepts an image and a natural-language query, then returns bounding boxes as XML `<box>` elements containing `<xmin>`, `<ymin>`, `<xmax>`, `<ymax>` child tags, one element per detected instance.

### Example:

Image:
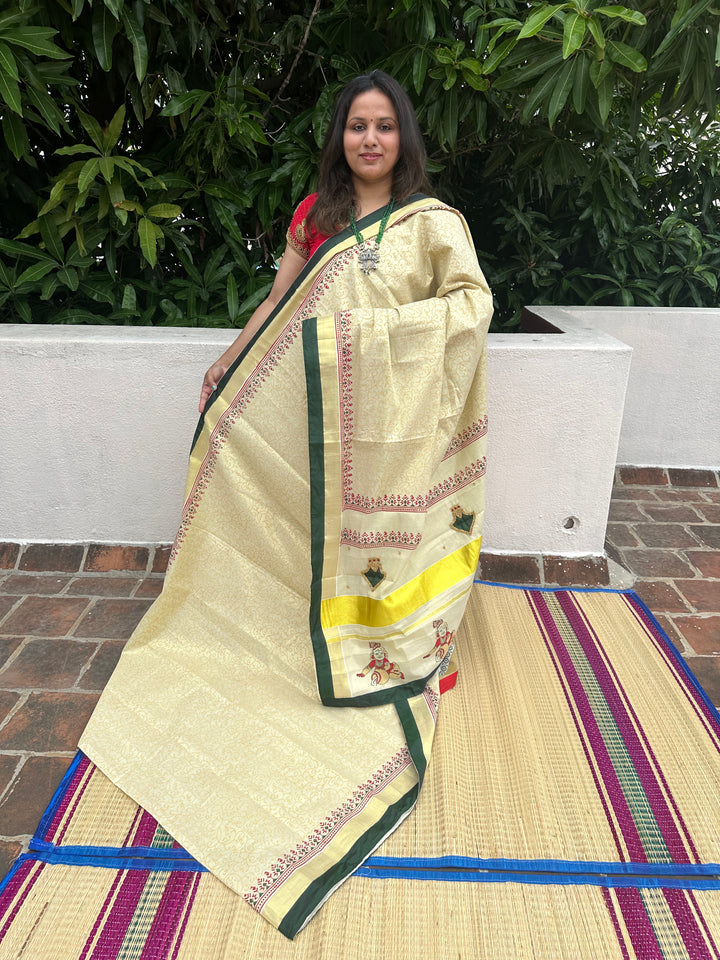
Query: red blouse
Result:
<box><xmin>286</xmin><ymin>193</ymin><xmax>332</xmax><ymax>260</ymax></box>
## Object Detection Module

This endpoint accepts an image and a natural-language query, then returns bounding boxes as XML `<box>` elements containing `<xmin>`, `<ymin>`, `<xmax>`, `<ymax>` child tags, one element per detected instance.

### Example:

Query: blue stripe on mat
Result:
<box><xmin>29</xmin><ymin>839</ymin><xmax>199</xmax><ymax>862</ymax></box>
<box><xmin>355</xmin><ymin>865</ymin><xmax>720</xmax><ymax>890</ymax></box>
<box><xmin>363</xmin><ymin>855</ymin><xmax>720</xmax><ymax>878</ymax></box>
<box><xmin>17</xmin><ymin>849</ymin><xmax>208</xmax><ymax>872</ymax></box>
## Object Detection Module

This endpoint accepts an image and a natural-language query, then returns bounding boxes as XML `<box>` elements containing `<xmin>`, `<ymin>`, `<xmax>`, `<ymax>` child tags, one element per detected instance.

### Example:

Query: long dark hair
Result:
<box><xmin>310</xmin><ymin>70</ymin><xmax>431</xmax><ymax>236</ymax></box>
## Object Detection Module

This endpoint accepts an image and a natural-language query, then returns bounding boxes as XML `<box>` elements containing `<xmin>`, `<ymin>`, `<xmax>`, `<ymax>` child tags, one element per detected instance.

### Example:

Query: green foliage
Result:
<box><xmin>0</xmin><ymin>0</ymin><xmax>719</xmax><ymax>330</ymax></box>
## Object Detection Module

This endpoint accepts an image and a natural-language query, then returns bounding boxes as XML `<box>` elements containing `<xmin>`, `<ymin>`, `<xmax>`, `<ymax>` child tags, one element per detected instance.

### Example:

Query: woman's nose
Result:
<box><xmin>363</xmin><ymin>124</ymin><xmax>378</xmax><ymax>145</ymax></box>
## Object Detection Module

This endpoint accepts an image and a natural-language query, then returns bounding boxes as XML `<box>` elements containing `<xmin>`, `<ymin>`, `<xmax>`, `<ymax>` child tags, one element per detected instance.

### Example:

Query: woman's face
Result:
<box><xmin>343</xmin><ymin>89</ymin><xmax>400</xmax><ymax>191</ymax></box>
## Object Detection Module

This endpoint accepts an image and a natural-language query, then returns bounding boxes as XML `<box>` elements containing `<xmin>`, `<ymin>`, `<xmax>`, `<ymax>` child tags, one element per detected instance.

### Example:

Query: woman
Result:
<box><xmin>198</xmin><ymin>70</ymin><xmax>432</xmax><ymax>413</ymax></box>
<box><xmin>79</xmin><ymin>71</ymin><xmax>493</xmax><ymax>940</ymax></box>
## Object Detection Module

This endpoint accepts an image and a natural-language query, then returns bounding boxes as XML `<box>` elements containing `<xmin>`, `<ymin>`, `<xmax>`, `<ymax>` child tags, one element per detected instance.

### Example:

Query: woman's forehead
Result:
<box><xmin>347</xmin><ymin>89</ymin><xmax>397</xmax><ymax>121</ymax></box>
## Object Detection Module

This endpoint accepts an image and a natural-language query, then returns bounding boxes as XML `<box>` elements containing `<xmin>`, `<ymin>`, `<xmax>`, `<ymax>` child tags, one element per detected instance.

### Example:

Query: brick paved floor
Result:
<box><xmin>0</xmin><ymin>467</ymin><xmax>717</xmax><ymax>881</ymax></box>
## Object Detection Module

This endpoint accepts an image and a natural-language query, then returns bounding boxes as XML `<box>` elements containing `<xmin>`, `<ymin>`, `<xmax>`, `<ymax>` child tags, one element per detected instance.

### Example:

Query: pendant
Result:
<box><xmin>358</xmin><ymin>243</ymin><xmax>380</xmax><ymax>274</ymax></box>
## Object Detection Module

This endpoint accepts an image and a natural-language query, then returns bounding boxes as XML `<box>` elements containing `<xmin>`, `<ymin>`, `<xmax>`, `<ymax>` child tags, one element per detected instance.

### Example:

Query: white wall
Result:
<box><xmin>527</xmin><ymin>306</ymin><xmax>720</xmax><ymax>469</ymax></box>
<box><xmin>1</xmin><ymin>318</ymin><xmax>632</xmax><ymax>555</ymax></box>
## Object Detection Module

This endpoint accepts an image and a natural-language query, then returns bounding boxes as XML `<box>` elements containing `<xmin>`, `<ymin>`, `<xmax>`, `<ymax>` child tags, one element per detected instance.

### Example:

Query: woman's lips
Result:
<box><xmin>360</xmin><ymin>153</ymin><xmax>382</xmax><ymax>160</ymax></box>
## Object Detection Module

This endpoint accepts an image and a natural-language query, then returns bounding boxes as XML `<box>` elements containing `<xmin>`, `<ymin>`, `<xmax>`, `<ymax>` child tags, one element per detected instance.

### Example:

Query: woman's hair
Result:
<box><xmin>310</xmin><ymin>70</ymin><xmax>431</xmax><ymax>236</ymax></box>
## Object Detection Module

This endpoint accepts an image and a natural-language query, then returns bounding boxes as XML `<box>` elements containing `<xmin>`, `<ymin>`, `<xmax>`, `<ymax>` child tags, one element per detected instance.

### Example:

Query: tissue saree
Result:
<box><xmin>79</xmin><ymin>195</ymin><xmax>493</xmax><ymax>939</ymax></box>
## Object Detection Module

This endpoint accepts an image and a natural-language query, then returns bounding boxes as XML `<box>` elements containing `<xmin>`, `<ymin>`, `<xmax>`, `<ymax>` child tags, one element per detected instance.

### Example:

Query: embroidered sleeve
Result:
<box><xmin>286</xmin><ymin>194</ymin><xmax>317</xmax><ymax>260</ymax></box>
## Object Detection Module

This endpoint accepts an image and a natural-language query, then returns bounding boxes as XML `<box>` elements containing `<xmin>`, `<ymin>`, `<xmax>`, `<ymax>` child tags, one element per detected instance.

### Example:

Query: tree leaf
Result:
<box><xmin>138</xmin><ymin>217</ymin><xmax>160</xmax><ymax>266</ymax></box>
<box><xmin>563</xmin><ymin>13</ymin><xmax>586</xmax><ymax>58</ymax></box>
<box><xmin>482</xmin><ymin>36</ymin><xmax>520</xmax><ymax>75</ymax></box>
<box><xmin>549</xmin><ymin>56</ymin><xmax>576</xmax><ymax>124</ymax></box>
<box><xmin>413</xmin><ymin>47</ymin><xmax>428</xmax><ymax>94</ymax></box>
<box><xmin>121</xmin><ymin>8</ymin><xmax>148</xmax><ymax>83</ymax></box>
<box><xmin>655</xmin><ymin>0</ymin><xmax>715</xmax><ymax>58</ymax></box>
<box><xmin>226</xmin><ymin>271</ymin><xmax>238</xmax><ymax>320</ymax></box>
<box><xmin>594</xmin><ymin>5</ymin><xmax>646</xmax><ymax>24</ymax></box>
<box><xmin>606</xmin><ymin>40</ymin><xmax>647</xmax><ymax>72</ymax></box>
<box><xmin>39</xmin><ymin>215</ymin><xmax>64</xmax><ymax>262</ymax></box>
<box><xmin>16</xmin><ymin>260</ymin><xmax>56</xmax><ymax>286</ymax></box>
<box><xmin>159</xmin><ymin>90</ymin><xmax>210</xmax><ymax>117</ymax></box>
<box><xmin>78</xmin><ymin>157</ymin><xmax>102</xmax><ymax>194</ymax></box>
<box><xmin>1</xmin><ymin>27</ymin><xmax>70</xmax><ymax>59</ymax></box>
<box><xmin>80</xmin><ymin>277</ymin><xmax>116</xmax><ymax>303</ymax></box>
<box><xmin>92</xmin><ymin>2</ymin><xmax>118</xmax><ymax>71</ymax></box>
<box><xmin>0</xmin><ymin>66</ymin><xmax>22</xmax><ymax>115</ymax></box>
<box><xmin>0</xmin><ymin>238</ymin><xmax>55</xmax><ymax>262</ymax></box>
<box><xmin>99</xmin><ymin>157</ymin><xmax>115</xmax><ymax>182</ymax></box>
<box><xmin>102</xmin><ymin>0</ymin><xmax>124</xmax><ymax>19</ymax></box>
<box><xmin>2</xmin><ymin>110</ymin><xmax>28</xmax><ymax>159</ymax></box>
<box><xmin>587</xmin><ymin>16</ymin><xmax>605</xmax><ymax>50</ymax></box>
<box><xmin>521</xmin><ymin>61</ymin><xmax>566</xmax><ymax>121</ymax></box>
<box><xmin>0</xmin><ymin>41</ymin><xmax>18</xmax><ymax>81</ymax></box>
<box><xmin>589</xmin><ymin>56</ymin><xmax>612</xmax><ymax>87</ymax></box>
<box><xmin>596</xmin><ymin>74</ymin><xmax>613</xmax><ymax>122</ymax></box>
<box><xmin>26</xmin><ymin>84</ymin><xmax>63</xmax><ymax>135</ymax></box>
<box><xmin>15</xmin><ymin>299</ymin><xmax>32</xmax><ymax>323</ymax></box>
<box><xmin>121</xmin><ymin>283</ymin><xmax>137</xmax><ymax>312</ymax></box>
<box><xmin>518</xmin><ymin>4</ymin><xmax>566</xmax><ymax>39</ymax></box>
<box><xmin>146</xmin><ymin>203</ymin><xmax>182</xmax><ymax>218</ymax></box>
<box><xmin>572</xmin><ymin>52</ymin><xmax>590</xmax><ymax>113</ymax></box>
<box><xmin>57</xmin><ymin>265</ymin><xmax>79</xmax><ymax>290</ymax></box>
<box><xmin>55</xmin><ymin>143</ymin><xmax>100</xmax><ymax>156</ymax></box>
<box><xmin>77</xmin><ymin>110</ymin><xmax>105</xmax><ymax>151</ymax></box>
<box><xmin>40</xmin><ymin>273</ymin><xmax>59</xmax><ymax>300</ymax></box>
<box><xmin>101</xmin><ymin>104</ymin><xmax>125</xmax><ymax>153</ymax></box>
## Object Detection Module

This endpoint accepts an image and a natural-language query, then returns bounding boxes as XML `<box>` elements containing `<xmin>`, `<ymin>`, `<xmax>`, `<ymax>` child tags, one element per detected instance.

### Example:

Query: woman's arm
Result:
<box><xmin>198</xmin><ymin>245</ymin><xmax>307</xmax><ymax>412</ymax></box>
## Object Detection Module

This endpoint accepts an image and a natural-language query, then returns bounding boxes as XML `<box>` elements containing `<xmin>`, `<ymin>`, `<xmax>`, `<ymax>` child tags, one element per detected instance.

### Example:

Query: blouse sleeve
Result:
<box><xmin>286</xmin><ymin>194</ymin><xmax>318</xmax><ymax>260</ymax></box>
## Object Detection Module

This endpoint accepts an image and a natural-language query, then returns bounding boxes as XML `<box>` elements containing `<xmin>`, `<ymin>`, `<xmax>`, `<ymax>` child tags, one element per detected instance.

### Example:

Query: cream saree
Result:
<box><xmin>79</xmin><ymin>195</ymin><xmax>493</xmax><ymax>939</ymax></box>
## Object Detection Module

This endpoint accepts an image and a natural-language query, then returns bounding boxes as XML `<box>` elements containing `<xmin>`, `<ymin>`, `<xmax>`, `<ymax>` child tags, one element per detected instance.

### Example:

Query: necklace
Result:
<box><xmin>349</xmin><ymin>197</ymin><xmax>395</xmax><ymax>274</ymax></box>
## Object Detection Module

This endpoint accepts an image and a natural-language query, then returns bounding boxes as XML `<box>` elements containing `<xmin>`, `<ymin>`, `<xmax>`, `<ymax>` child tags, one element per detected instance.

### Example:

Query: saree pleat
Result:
<box><xmin>79</xmin><ymin>194</ymin><xmax>493</xmax><ymax>937</ymax></box>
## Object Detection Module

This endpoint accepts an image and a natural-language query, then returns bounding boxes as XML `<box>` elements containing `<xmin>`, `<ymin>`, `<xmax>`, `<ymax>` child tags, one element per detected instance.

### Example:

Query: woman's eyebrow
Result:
<box><xmin>347</xmin><ymin>115</ymin><xmax>396</xmax><ymax>122</ymax></box>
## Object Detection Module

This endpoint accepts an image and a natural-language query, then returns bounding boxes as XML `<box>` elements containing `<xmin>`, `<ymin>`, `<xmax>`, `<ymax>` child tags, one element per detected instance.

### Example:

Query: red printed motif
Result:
<box><xmin>340</xmin><ymin>529</ymin><xmax>422</xmax><ymax>550</ymax></box>
<box><xmin>243</xmin><ymin>747</ymin><xmax>412</xmax><ymax>911</ymax></box>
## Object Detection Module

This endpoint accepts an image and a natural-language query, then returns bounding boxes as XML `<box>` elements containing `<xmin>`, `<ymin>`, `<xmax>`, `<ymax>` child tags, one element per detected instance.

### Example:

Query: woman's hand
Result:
<box><xmin>199</xmin><ymin>361</ymin><xmax>228</xmax><ymax>413</ymax></box>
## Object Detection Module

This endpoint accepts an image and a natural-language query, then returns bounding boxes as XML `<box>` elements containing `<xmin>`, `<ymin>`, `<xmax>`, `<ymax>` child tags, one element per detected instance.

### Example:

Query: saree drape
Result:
<box><xmin>79</xmin><ymin>194</ymin><xmax>493</xmax><ymax>939</ymax></box>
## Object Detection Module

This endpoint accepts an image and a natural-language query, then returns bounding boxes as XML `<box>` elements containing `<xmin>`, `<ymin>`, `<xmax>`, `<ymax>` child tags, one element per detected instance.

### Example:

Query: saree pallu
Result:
<box><xmin>79</xmin><ymin>195</ymin><xmax>493</xmax><ymax>939</ymax></box>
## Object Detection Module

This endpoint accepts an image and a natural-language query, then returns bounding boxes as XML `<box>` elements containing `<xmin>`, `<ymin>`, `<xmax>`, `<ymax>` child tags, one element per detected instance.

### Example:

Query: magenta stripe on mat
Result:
<box><xmin>614</xmin><ymin>888</ymin><xmax>664</xmax><ymax>960</ymax></box>
<box><xmin>624</xmin><ymin>594</ymin><xmax>720</xmax><ymax>756</ymax></box>
<box><xmin>0</xmin><ymin>861</ymin><xmax>43</xmax><ymax>940</ymax></box>
<box><xmin>557</xmin><ymin>591</ymin><xmax>696</xmax><ymax>864</ymax></box>
<box><xmin>528</xmin><ymin>591</ymin><xmax>647</xmax><ymax>861</ymax></box>
<box><xmin>526</xmin><ymin>592</ymin><xmax>626</xmax><ymax>861</ymax></box>
<box><xmin>80</xmin><ymin>868</ymin><xmax>126</xmax><ymax>960</ymax></box>
<box><xmin>132</xmin><ymin>810</ymin><xmax>162</xmax><ymax>848</ymax></box>
<box><xmin>170</xmin><ymin>873</ymin><xmax>201</xmax><ymax>960</ymax></box>
<box><xmin>138</xmin><ymin>871</ymin><xmax>198</xmax><ymax>960</ymax></box>
<box><xmin>602</xmin><ymin>889</ymin><xmax>632</xmax><ymax>960</ymax></box>
<box><xmin>662</xmin><ymin>888</ymin><xmax>720</xmax><ymax>960</ymax></box>
<box><xmin>689</xmin><ymin>889</ymin><xmax>720</xmax><ymax>960</ymax></box>
<box><xmin>45</xmin><ymin>756</ymin><xmax>92</xmax><ymax>844</ymax></box>
<box><xmin>85</xmin><ymin>869</ymin><xmax>151</xmax><ymax>959</ymax></box>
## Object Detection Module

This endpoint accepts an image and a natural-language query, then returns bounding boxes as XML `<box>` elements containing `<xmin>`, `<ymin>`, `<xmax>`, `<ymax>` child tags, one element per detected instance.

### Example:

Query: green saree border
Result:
<box><xmin>395</xmin><ymin>699</ymin><xmax>428</xmax><ymax>784</ymax></box>
<box><xmin>278</xmin><ymin>780</ymin><xmax>420</xmax><ymax>940</ymax></box>
<box><xmin>191</xmin><ymin>193</ymin><xmax>432</xmax><ymax>453</ymax></box>
<box><xmin>302</xmin><ymin>316</ymin><xmax>334</xmax><ymax>703</ymax></box>
<box><xmin>302</xmin><ymin>313</ymin><xmax>441</xmax><ymax>708</ymax></box>
<box><xmin>277</xmin><ymin>694</ymin><xmax>430</xmax><ymax>939</ymax></box>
